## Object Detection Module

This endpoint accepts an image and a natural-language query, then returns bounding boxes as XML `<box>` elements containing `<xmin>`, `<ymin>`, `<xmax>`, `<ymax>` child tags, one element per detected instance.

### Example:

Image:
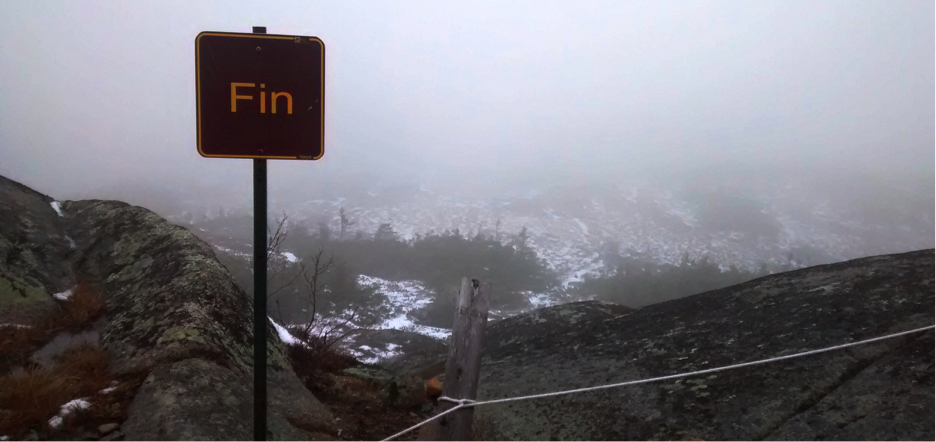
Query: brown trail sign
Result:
<box><xmin>195</xmin><ymin>30</ymin><xmax>324</xmax><ymax>159</ymax></box>
<box><xmin>195</xmin><ymin>26</ymin><xmax>324</xmax><ymax>441</ymax></box>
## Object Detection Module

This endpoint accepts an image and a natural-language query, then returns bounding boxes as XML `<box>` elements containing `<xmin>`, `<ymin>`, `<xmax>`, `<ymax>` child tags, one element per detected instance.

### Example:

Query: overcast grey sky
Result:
<box><xmin>0</xmin><ymin>0</ymin><xmax>932</xmax><ymax>204</ymax></box>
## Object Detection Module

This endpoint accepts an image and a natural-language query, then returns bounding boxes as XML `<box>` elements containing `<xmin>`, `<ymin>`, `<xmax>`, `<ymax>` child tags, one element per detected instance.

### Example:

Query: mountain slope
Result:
<box><xmin>389</xmin><ymin>249</ymin><xmax>934</xmax><ymax>440</ymax></box>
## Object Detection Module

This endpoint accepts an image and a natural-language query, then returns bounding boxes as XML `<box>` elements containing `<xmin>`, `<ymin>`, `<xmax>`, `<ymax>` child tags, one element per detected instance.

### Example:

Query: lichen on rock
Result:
<box><xmin>0</xmin><ymin>175</ymin><xmax>76</xmax><ymax>321</ymax></box>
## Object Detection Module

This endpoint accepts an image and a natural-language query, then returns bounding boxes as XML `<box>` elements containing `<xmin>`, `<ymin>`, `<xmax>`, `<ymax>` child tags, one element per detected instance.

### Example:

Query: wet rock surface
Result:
<box><xmin>468</xmin><ymin>249</ymin><xmax>934</xmax><ymax>440</ymax></box>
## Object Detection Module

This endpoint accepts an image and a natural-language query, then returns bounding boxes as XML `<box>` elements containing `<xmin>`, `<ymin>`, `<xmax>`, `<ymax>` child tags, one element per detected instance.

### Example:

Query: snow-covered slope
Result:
<box><xmin>268</xmin><ymin>180</ymin><xmax>930</xmax><ymax>283</ymax></box>
<box><xmin>170</xmin><ymin>177</ymin><xmax>932</xmax><ymax>363</ymax></box>
<box><xmin>167</xmin><ymin>177</ymin><xmax>933</xmax><ymax>294</ymax></box>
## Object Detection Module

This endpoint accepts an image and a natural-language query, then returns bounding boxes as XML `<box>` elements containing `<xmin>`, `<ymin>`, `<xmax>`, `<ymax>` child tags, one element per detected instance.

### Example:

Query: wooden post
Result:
<box><xmin>434</xmin><ymin>278</ymin><xmax>491</xmax><ymax>441</ymax></box>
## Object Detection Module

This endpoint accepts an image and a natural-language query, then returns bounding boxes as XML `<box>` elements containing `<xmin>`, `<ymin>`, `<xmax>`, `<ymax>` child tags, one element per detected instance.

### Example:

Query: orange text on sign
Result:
<box><xmin>230</xmin><ymin>83</ymin><xmax>293</xmax><ymax>114</ymax></box>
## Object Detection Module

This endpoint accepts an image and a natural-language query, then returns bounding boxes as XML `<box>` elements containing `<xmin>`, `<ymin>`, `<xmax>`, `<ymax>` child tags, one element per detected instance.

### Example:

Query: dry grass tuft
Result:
<box><xmin>0</xmin><ymin>280</ymin><xmax>106</xmax><ymax>374</ymax></box>
<box><xmin>59</xmin><ymin>281</ymin><xmax>106</xmax><ymax>328</ymax></box>
<box><xmin>0</xmin><ymin>280</ymin><xmax>115</xmax><ymax>439</ymax></box>
<box><xmin>0</xmin><ymin>325</ymin><xmax>40</xmax><ymax>373</ymax></box>
<box><xmin>0</xmin><ymin>343</ymin><xmax>113</xmax><ymax>439</ymax></box>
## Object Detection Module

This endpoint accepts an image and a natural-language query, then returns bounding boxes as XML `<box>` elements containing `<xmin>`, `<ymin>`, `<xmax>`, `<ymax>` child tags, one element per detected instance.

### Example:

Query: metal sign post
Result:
<box><xmin>252</xmin><ymin>22</ymin><xmax>269</xmax><ymax>442</ymax></box>
<box><xmin>194</xmin><ymin>25</ymin><xmax>325</xmax><ymax>441</ymax></box>
<box><xmin>253</xmin><ymin>156</ymin><xmax>267</xmax><ymax>440</ymax></box>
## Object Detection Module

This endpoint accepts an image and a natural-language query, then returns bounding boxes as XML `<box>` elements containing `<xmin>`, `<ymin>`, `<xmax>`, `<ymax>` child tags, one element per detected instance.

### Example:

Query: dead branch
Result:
<box><xmin>321</xmin><ymin>306</ymin><xmax>380</xmax><ymax>350</ymax></box>
<box><xmin>297</xmin><ymin>246</ymin><xmax>335</xmax><ymax>339</ymax></box>
<box><xmin>267</xmin><ymin>211</ymin><xmax>288</xmax><ymax>262</ymax></box>
<box><xmin>267</xmin><ymin>212</ymin><xmax>305</xmax><ymax>300</ymax></box>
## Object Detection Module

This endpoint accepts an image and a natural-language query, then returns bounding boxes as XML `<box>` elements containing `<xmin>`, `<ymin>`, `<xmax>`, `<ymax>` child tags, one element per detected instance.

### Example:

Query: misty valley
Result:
<box><xmin>2</xmin><ymin>161</ymin><xmax>933</xmax><ymax>441</ymax></box>
<box><xmin>1</xmin><ymin>1</ymin><xmax>934</xmax><ymax>440</ymax></box>
<box><xmin>167</xmin><ymin>172</ymin><xmax>932</xmax><ymax>375</ymax></box>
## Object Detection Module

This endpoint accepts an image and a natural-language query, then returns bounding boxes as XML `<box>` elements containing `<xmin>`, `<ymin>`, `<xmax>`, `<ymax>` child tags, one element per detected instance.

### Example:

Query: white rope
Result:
<box><xmin>467</xmin><ymin>325</ymin><xmax>934</xmax><ymax>406</ymax></box>
<box><xmin>380</xmin><ymin>402</ymin><xmax>468</xmax><ymax>442</ymax></box>
<box><xmin>380</xmin><ymin>325</ymin><xmax>933</xmax><ymax>441</ymax></box>
<box><xmin>439</xmin><ymin>396</ymin><xmax>477</xmax><ymax>406</ymax></box>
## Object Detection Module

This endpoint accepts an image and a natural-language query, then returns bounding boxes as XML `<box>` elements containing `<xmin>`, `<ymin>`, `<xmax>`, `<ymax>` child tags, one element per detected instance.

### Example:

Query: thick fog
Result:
<box><xmin>0</xmin><ymin>0</ymin><xmax>933</xmax><ymax>209</ymax></box>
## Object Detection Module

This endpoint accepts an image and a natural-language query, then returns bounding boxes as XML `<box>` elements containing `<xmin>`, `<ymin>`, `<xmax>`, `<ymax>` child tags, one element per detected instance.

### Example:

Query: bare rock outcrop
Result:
<box><xmin>386</xmin><ymin>250</ymin><xmax>934</xmax><ymax>440</ymax></box>
<box><xmin>469</xmin><ymin>250</ymin><xmax>934</xmax><ymax>440</ymax></box>
<box><xmin>0</xmin><ymin>175</ymin><xmax>337</xmax><ymax>440</ymax></box>
<box><xmin>0</xmin><ymin>175</ymin><xmax>75</xmax><ymax>320</ymax></box>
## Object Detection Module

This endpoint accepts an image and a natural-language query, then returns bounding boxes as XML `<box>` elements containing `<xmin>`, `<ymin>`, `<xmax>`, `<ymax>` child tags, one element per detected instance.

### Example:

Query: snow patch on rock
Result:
<box><xmin>50</xmin><ymin>201</ymin><xmax>64</xmax><ymax>217</ymax></box>
<box><xmin>269</xmin><ymin>317</ymin><xmax>304</xmax><ymax>347</ymax></box>
<box><xmin>53</xmin><ymin>287</ymin><xmax>75</xmax><ymax>301</ymax></box>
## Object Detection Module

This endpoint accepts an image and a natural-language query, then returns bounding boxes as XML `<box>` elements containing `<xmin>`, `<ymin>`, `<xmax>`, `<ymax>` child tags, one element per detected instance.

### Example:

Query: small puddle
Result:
<box><xmin>9</xmin><ymin>317</ymin><xmax>105</xmax><ymax>377</ymax></box>
<box><xmin>29</xmin><ymin>329</ymin><xmax>100</xmax><ymax>369</ymax></box>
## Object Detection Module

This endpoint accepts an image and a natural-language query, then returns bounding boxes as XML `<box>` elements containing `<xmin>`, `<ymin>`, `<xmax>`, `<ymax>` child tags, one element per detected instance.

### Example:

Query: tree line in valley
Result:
<box><xmin>205</xmin><ymin>209</ymin><xmax>811</xmax><ymax>328</ymax></box>
<box><xmin>212</xmin><ymin>211</ymin><xmax>556</xmax><ymax>326</ymax></box>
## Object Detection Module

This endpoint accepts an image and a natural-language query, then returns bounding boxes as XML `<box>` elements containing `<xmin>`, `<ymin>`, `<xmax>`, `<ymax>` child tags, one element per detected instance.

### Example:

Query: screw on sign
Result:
<box><xmin>195</xmin><ymin>30</ymin><xmax>325</xmax><ymax>159</ymax></box>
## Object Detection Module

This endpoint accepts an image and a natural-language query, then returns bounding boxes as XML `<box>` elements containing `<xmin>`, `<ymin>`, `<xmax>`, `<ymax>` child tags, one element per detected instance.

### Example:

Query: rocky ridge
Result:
<box><xmin>0</xmin><ymin>175</ymin><xmax>338</xmax><ymax>440</ymax></box>
<box><xmin>387</xmin><ymin>249</ymin><xmax>934</xmax><ymax>440</ymax></box>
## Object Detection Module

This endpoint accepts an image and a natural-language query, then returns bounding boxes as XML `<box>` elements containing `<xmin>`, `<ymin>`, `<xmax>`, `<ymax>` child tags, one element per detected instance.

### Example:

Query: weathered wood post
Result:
<box><xmin>433</xmin><ymin>277</ymin><xmax>491</xmax><ymax>441</ymax></box>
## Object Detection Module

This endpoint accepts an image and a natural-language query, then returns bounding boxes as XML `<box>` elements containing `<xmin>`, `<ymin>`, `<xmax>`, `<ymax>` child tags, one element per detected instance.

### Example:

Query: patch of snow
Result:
<box><xmin>49</xmin><ymin>397</ymin><xmax>91</xmax><ymax>426</ymax></box>
<box><xmin>282</xmin><ymin>252</ymin><xmax>298</xmax><ymax>263</ymax></box>
<box><xmin>0</xmin><ymin>323</ymin><xmax>31</xmax><ymax>329</ymax></box>
<box><xmin>355</xmin><ymin>275</ymin><xmax>452</xmax><ymax>342</ymax></box>
<box><xmin>65</xmin><ymin>235</ymin><xmax>76</xmax><ymax>249</ymax></box>
<box><xmin>60</xmin><ymin>398</ymin><xmax>91</xmax><ymax>415</ymax></box>
<box><xmin>98</xmin><ymin>386</ymin><xmax>117</xmax><ymax>395</ymax></box>
<box><xmin>50</xmin><ymin>201</ymin><xmax>64</xmax><ymax>217</ymax></box>
<box><xmin>561</xmin><ymin>256</ymin><xmax>605</xmax><ymax>289</ymax></box>
<box><xmin>527</xmin><ymin>292</ymin><xmax>552</xmax><ymax>309</ymax></box>
<box><xmin>48</xmin><ymin>416</ymin><xmax>63</xmax><ymax>429</ymax></box>
<box><xmin>573</xmin><ymin>218</ymin><xmax>589</xmax><ymax>235</ymax></box>
<box><xmin>269</xmin><ymin>317</ymin><xmax>303</xmax><ymax>346</ymax></box>
<box><xmin>53</xmin><ymin>287</ymin><xmax>74</xmax><ymax>301</ymax></box>
<box><xmin>351</xmin><ymin>343</ymin><xmax>405</xmax><ymax>365</ymax></box>
<box><xmin>214</xmin><ymin>245</ymin><xmax>251</xmax><ymax>258</ymax></box>
<box><xmin>358</xmin><ymin>276</ymin><xmax>434</xmax><ymax>311</ymax></box>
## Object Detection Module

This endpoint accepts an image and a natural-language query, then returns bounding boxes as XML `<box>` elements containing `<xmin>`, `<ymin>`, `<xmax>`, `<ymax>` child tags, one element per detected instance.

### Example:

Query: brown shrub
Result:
<box><xmin>287</xmin><ymin>338</ymin><xmax>359</xmax><ymax>399</ymax></box>
<box><xmin>54</xmin><ymin>343</ymin><xmax>110</xmax><ymax>383</ymax></box>
<box><xmin>0</xmin><ymin>281</ymin><xmax>111</xmax><ymax>438</ymax></box>
<box><xmin>0</xmin><ymin>325</ymin><xmax>42</xmax><ymax>373</ymax></box>
<box><xmin>0</xmin><ymin>343</ymin><xmax>113</xmax><ymax>439</ymax></box>
<box><xmin>57</xmin><ymin>281</ymin><xmax>106</xmax><ymax>330</ymax></box>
